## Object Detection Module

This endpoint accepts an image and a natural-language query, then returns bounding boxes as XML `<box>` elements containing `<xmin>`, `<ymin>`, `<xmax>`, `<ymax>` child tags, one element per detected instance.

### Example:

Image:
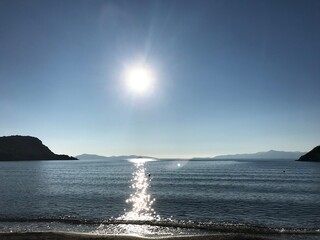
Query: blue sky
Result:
<box><xmin>1</xmin><ymin>0</ymin><xmax>319</xmax><ymax>158</ymax></box>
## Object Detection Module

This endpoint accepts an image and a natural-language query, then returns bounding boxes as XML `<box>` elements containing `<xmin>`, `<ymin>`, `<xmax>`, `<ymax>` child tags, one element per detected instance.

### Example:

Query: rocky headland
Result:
<box><xmin>0</xmin><ymin>135</ymin><xmax>77</xmax><ymax>161</ymax></box>
<box><xmin>298</xmin><ymin>146</ymin><xmax>320</xmax><ymax>162</ymax></box>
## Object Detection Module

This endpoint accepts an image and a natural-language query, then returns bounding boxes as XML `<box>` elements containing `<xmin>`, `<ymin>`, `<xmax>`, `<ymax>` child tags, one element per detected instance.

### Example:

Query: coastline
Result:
<box><xmin>0</xmin><ymin>232</ymin><xmax>278</xmax><ymax>240</ymax></box>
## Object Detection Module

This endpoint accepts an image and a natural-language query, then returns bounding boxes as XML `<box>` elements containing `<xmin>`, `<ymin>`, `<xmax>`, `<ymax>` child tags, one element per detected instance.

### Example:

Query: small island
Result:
<box><xmin>298</xmin><ymin>146</ymin><xmax>320</xmax><ymax>162</ymax></box>
<box><xmin>0</xmin><ymin>135</ymin><xmax>77</xmax><ymax>161</ymax></box>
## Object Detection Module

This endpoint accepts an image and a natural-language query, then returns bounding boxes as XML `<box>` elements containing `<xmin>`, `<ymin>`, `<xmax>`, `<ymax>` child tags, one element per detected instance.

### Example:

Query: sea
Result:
<box><xmin>0</xmin><ymin>158</ymin><xmax>319</xmax><ymax>239</ymax></box>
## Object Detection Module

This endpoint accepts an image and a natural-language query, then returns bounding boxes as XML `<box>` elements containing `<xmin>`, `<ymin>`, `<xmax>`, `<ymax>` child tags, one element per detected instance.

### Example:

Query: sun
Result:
<box><xmin>125</xmin><ymin>66</ymin><xmax>155</xmax><ymax>95</ymax></box>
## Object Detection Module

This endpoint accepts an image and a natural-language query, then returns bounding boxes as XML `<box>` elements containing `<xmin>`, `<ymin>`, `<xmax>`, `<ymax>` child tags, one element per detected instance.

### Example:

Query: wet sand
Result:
<box><xmin>0</xmin><ymin>232</ymin><xmax>276</xmax><ymax>240</ymax></box>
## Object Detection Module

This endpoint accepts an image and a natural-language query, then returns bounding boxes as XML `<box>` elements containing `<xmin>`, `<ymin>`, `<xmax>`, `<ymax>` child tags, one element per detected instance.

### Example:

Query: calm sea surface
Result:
<box><xmin>0</xmin><ymin>159</ymin><xmax>319</xmax><ymax>236</ymax></box>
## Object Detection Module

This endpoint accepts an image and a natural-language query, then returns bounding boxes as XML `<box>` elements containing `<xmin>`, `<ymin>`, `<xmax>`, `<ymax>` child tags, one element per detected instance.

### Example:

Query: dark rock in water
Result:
<box><xmin>0</xmin><ymin>135</ymin><xmax>77</xmax><ymax>161</ymax></box>
<box><xmin>298</xmin><ymin>146</ymin><xmax>320</xmax><ymax>162</ymax></box>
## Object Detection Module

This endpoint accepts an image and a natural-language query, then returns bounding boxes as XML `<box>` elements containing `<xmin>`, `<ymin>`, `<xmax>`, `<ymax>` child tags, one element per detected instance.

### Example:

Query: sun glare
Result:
<box><xmin>125</xmin><ymin>66</ymin><xmax>155</xmax><ymax>95</ymax></box>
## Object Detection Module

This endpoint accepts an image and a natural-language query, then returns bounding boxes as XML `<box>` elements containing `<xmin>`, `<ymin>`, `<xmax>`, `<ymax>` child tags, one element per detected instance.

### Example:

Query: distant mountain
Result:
<box><xmin>0</xmin><ymin>135</ymin><xmax>77</xmax><ymax>161</ymax></box>
<box><xmin>298</xmin><ymin>146</ymin><xmax>320</xmax><ymax>162</ymax></box>
<box><xmin>213</xmin><ymin>150</ymin><xmax>305</xmax><ymax>160</ymax></box>
<box><xmin>76</xmin><ymin>154</ymin><xmax>110</xmax><ymax>160</ymax></box>
<box><xmin>76</xmin><ymin>154</ymin><xmax>156</xmax><ymax>160</ymax></box>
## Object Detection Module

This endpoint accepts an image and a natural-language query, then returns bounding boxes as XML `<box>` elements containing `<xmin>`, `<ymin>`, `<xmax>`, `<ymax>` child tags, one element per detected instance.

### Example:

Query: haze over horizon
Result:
<box><xmin>1</xmin><ymin>0</ymin><xmax>319</xmax><ymax>158</ymax></box>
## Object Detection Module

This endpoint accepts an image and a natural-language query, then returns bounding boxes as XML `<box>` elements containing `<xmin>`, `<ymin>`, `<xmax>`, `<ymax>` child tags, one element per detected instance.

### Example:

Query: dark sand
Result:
<box><xmin>0</xmin><ymin>232</ymin><xmax>277</xmax><ymax>240</ymax></box>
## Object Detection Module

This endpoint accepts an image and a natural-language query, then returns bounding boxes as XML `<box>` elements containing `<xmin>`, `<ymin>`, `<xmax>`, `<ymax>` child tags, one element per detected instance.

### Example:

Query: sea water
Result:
<box><xmin>0</xmin><ymin>158</ymin><xmax>319</xmax><ymax>237</ymax></box>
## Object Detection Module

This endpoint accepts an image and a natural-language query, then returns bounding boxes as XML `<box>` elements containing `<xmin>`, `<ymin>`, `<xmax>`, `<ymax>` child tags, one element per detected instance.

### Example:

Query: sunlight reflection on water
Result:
<box><xmin>95</xmin><ymin>158</ymin><xmax>162</xmax><ymax>235</ymax></box>
<box><xmin>118</xmin><ymin>158</ymin><xmax>160</xmax><ymax>221</ymax></box>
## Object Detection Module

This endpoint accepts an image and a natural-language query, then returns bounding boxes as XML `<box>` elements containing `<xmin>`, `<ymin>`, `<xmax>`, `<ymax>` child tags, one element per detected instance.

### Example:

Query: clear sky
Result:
<box><xmin>1</xmin><ymin>0</ymin><xmax>319</xmax><ymax>158</ymax></box>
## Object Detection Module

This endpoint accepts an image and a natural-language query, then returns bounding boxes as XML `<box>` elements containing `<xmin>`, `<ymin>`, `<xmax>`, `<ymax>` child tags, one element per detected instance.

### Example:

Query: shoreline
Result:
<box><xmin>0</xmin><ymin>232</ymin><xmax>280</xmax><ymax>240</ymax></box>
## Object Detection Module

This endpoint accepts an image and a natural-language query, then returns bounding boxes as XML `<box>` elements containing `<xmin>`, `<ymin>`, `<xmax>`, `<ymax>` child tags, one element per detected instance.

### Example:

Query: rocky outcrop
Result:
<box><xmin>298</xmin><ymin>146</ymin><xmax>320</xmax><ymax>162</ymax></box>
<box><xmin>0</xmin><ymin>135</ymin><xmax>77</xmax><ymax>161</ymax></box>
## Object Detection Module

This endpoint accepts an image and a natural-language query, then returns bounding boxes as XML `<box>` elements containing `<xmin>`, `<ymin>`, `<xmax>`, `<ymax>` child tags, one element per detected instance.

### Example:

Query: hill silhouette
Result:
<box><xmin>213</xmin><ymin>150</ymin><xmax>305</xmax><ymax>160</ymax></box>
<box><xmin>298</xmin><ymin>146</ymin><xmax>320</xmax><ymax>162</ymax></box>
<box><xmin>0</xmin><ymin>136</ymin><xmax>77</xmax><ymax>161</ymax></box>
<box><xmin>76</xmin><ymin>153</ymin><xmax>155</xmax><ymax>160</ymax></box>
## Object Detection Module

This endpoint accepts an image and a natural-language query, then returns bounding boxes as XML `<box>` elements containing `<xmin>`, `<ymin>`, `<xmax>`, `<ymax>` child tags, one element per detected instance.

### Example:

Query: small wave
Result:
<box><xmin>0</xmin><ymin>217</ymin><xmax>319</xmax><ymax>235</ymax></box>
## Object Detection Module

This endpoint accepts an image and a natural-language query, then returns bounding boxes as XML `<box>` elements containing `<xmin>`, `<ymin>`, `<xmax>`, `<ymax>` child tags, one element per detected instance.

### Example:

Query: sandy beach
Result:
<box><xmin>0</xmin><ymin>232</ymin><xmax>277</xmax><ymax>240</ymax></box>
